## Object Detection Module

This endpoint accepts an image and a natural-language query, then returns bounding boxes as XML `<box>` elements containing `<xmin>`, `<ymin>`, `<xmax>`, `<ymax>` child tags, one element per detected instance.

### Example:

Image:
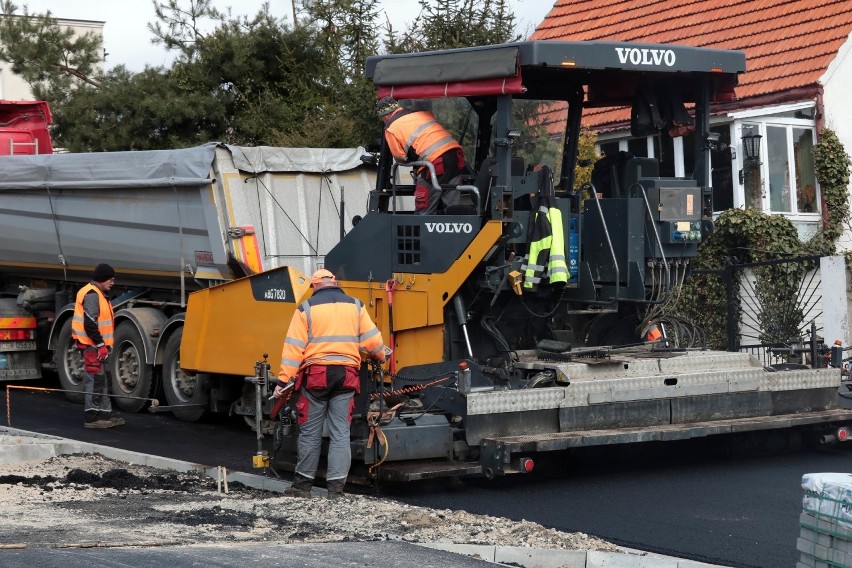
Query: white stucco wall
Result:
<box><xmin>820</xmin><ymin>32</ymin><xmax>852</xmax><ymax>253</ymax></box>
<box><xmin>821</xmin><ymin>256</ymin><xmax>849</xmax><ymax>346</ymax></box>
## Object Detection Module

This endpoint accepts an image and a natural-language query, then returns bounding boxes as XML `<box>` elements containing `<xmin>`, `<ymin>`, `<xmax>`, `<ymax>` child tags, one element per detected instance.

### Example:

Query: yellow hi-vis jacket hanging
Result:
<box><xmin>522</xmin><ymin>206</ymin><xmax>569</xmax><ymax>289</ymax></box>
<box><xmin>522</xmin><ymin>166</ymin><xmax>568</xmax><ymax>290</ymax></box>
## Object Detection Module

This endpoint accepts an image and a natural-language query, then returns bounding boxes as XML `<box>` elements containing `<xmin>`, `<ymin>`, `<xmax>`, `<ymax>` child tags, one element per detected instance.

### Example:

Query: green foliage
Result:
<box><xmin>0</xmin><ymin>0</ymin><xmax>103</xmax><ymax>99</ymax></box>
<box><xmin>53</xmin><ymin>66</ymin><xmax>227</xmax><ymax>151</ymax></box>
<box><xmin>674</xmin><ymin>209</ymin><xmax>803</xmax><ymax>349</ymax></box>
<box><xmin>189</xmin><ymin>13</ymin><xmax>340</xmax><ymax>146</ymax></box>
<box><xmin>812</xmin><ymin>128</ymin><xmax>852</xmax><ymax>245</ymax></box>
<box><xmin>148</xmin><ymin>0</ymin><xmax>224</xmax><ymax>60</ymax></box>
<box><xmin>673</xmin><ymin>128</ymin><xmax>851</xmax><ymax>349</ymax></box>
<box><xmin>575</xmin><ymin>128</ymin><xmax>597</xmax><ymax>189</ymax></box>
<box><xmin>297</xmin><ymin>0</ymin><xmax>384</xmax><ymax>146</ymax></box>
<box><xmin>407</xmin><ymin>0</ymin><xmax>517</xmax><ymax>51</ymax></box>
<box><xmin>0</xmin><ymin>0</ymin><xmax>517</xmax><ymax>151</ymax></box>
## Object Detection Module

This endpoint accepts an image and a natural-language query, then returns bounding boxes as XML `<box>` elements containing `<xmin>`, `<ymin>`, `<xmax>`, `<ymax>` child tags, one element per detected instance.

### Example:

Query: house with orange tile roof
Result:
<box><xmin>531</xmin><ymin>0</ymin><xmax>852</xmax><ymax>248</ymax></box>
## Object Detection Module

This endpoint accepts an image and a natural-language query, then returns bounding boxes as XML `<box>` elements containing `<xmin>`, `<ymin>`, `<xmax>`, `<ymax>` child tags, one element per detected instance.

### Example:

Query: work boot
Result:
<box><xmin>106</xmin><ymin>413</ymin><xmax>125</xmax><ymax>427</ymax></box>
<box><xmin>326</xmin><ymin>479</ymin><xmax>346</xmax><ymax>500</ymax></box>
<box><xmin>106</xmin><ymin>416</ymin><xmax>125</xmax><ymax>427</ymax></box>
<box><xmin>84</xmin><ymin>419</ymin><xmax>113</xmax><ymax>429</ymax></box>
<box><xmin>284</xmin><ymin>474</ymin><xmax>313</xmax><ymax>498</ymax></box>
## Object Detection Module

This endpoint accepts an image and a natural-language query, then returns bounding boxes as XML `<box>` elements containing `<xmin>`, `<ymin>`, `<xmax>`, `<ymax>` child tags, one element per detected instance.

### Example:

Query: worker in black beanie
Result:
<box><xmin>92</xmin><ymin>263</ymin><xmax>115</xmax><ymax>283</ymax></box>
<box><xmin>71</xmin><ymin>263</ymin><xmax>124</xmax><ymax>428</ymax></box>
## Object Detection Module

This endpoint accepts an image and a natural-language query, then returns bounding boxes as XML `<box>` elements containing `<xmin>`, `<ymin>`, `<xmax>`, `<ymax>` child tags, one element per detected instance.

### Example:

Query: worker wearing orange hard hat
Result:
<box><xmin>274</xmin><ymin>268</ymin><xmax>386</xmax><ymax>498</ymax></box>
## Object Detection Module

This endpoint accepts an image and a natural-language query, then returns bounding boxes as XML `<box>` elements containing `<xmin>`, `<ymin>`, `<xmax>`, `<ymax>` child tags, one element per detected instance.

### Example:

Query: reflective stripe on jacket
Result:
<box><xmin>71</xmin><ymin>283</ymin><xmax>115</xmax><ymax>347</ymax></box>
<box><xmin>546</xmin><ymin>207</ymin><xmax>569</xmax><ymax>285</ymax></box>
<box><xmin>523</xmin><ymin>204</ymin><xmax>551</xmax><ymax>290</ymax></box>
<box><xmin>278</xmin><ymin>287</ymin><xmax>386</xmax><ymax>384</ymax></box>
<box><xmin>384</xmin><ymin>109</ymin><xmax>461</xmax><ymax>165</ymax></box>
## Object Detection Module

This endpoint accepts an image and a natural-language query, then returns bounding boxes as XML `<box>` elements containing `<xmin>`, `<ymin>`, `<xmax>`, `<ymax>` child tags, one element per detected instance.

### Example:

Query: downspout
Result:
<box><xmin>815</xmin><ymin>85</ymin><xmax>828</xmax><ymax>228</ymax></box>
<box><xmin>815</xmin><ymin>84</ymin><xmax>825</xmax><ymax>134</ymax></box>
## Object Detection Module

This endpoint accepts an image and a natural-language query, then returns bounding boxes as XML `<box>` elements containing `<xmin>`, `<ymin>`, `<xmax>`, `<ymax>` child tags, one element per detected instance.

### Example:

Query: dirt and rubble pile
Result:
<box><xmin>0</xmin><ymin>453</ymin><xmax>618</xmax><ymax>552</ymax></box>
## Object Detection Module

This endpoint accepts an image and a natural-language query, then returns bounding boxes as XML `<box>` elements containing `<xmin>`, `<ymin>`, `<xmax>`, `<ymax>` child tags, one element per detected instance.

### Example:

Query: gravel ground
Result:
<box><xmin>0</xmin><ymin>453</ymin><xmax>620</xmax><ymax>552</ymax></box>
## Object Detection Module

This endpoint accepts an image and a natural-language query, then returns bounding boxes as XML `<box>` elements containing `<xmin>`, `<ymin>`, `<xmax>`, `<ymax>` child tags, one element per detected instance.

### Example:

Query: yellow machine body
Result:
<box><xmin>180</xmin><ymin>266</ymin><xmax>312</xmax><ymax>377</ymax></box>
<box><xmin>338</xmin><ymin>220</ymin><xmax>503</xmax><ymax>371</ymax></box>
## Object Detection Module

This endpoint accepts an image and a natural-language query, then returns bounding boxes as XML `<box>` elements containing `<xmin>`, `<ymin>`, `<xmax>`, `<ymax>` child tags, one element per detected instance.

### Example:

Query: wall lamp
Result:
<box><xmin>742</xmin><ymin>132</ymin><xmax>762</xmax><ymax>162</ymax></box>
<box><xmin>739</xmin><ymin>132</ymin><xmax>763</xmax><ymax>183</ymax></box>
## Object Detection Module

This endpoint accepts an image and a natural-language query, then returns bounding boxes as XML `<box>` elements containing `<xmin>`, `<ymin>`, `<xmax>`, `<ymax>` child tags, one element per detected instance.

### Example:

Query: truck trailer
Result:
<box><xmin>0</xmin><ymin>142</ymin><xmax>376</xmax><ymax>422</ymax></box>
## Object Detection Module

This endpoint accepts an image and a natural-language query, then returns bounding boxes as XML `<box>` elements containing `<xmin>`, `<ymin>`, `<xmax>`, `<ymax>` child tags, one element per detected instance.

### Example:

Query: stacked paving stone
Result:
<box><xmin>798</xmin><ymin>473</ymin><xmax>852</xmax><ymax>568</ymax></box>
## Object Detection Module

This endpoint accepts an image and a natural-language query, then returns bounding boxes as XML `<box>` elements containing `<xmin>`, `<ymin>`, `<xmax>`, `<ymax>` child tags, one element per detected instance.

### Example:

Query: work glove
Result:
<box><xmin>96</xmin><ymin>345</ymin><xmax>109</xmax><ymax>362</ymax></box>
<box><xmin>272</xmin><ymin>383</ymin><xmax>291</xmax><ymax>400</ymax></box>
<box><xmin>371</xmin><ymin>345</ymin><xmax>391</xmax><ymax>362</ymax></box>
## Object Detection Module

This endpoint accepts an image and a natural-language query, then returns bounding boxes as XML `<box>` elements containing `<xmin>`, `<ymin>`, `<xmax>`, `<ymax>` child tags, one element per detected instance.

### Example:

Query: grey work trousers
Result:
<box><xmin>294</xmin><ymin>388</ymin><xmax>354</xmax><ymax>482</ymax></box>
<box><xmin>84</xmin><ymin>371</ymin><xmax>113</xmax><ymax>422</ymax></box>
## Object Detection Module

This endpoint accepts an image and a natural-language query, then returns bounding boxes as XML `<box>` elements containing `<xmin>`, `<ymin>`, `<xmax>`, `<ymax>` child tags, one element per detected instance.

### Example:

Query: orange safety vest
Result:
<box><xmin>71</xmin><ymin>284</ymin><xmax>115</xmax><ymax>347</ymax></box>
<box><xmin>278</xmin><ymin>288</ymin><xmax>385</xmax><ymax>384</ymax></box>
<box><xmin>384</xmin><ymin>109</ymin><xmax>461</xmax><ymax>165</ymax></box>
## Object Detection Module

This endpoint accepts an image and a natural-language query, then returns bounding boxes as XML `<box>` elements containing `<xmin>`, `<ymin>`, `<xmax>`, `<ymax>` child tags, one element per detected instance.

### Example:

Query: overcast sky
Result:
<box><xmin>18</xmin><ymin>0</ymin><xmax>556</xmax><ymax>72</ymax></box>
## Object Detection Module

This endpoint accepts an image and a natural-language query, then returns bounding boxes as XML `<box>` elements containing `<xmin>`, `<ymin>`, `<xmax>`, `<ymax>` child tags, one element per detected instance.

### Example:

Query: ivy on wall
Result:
<box><xmin>672</xmin><ymin>128</ymin><xmax>851</xmax><ymax>350</ymax></box>
<box><xmin>812</xmin><ymin>128</ymin><xmax>852</xmax><ymax>247</ymax></box>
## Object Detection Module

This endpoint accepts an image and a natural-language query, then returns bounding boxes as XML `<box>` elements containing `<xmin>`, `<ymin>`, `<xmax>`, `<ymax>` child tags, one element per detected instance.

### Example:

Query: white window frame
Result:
<box><xmin>729</xmin><ymin>102</ymin><xmax>819</xmax><ymax>218</ymax></box>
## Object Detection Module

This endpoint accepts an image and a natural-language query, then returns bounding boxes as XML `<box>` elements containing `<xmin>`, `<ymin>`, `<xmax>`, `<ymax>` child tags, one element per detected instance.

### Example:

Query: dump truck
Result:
<box><xmin>0</xmin><ymin>142</ymin><xmax>376</xmax><ymax>421</ymax></box>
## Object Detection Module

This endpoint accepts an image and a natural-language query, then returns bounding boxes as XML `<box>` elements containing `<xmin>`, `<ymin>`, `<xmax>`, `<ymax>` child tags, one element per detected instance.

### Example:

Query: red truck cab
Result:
<box><xmin>0</xmin><ymin>100</ymin><xmax>53</xmax><ymax>155</ymax></box>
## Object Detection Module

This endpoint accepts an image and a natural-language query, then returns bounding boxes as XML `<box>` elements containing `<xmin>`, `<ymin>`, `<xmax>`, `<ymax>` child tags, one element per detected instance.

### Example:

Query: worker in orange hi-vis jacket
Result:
<box><xmin>273</xmin><ymin>269</ymin><xmax>386</xmax><ymax>499</ymax></box>
<box><xmin>377</xmin><ymin>95</ymin><xmax>465</xmax><ymax>214</ymax></box>
<box><xmin>71</xmin><ymin>263</ymin><xmax>125</xmax><ymax>430</ymax></box>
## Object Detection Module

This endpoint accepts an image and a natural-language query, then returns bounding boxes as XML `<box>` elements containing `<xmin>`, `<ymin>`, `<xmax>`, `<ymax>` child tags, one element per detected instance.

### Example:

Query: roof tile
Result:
<box><xmin>531</xmin><ymin>0</ymin><xmax>852</xmax><ymax>128</ymax></box>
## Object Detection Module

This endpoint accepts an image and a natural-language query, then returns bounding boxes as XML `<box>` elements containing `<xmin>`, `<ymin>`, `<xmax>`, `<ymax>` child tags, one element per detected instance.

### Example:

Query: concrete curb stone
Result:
<box><xmin>422</xmin><ymin>543</ymin><xmax>732</xmax><ymax>567</ymax></box>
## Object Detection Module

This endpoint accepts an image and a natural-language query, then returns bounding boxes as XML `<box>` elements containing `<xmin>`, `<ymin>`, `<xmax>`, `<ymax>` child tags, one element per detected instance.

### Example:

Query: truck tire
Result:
<box><xmin>162</xmin><ymin>328</ymin><xmax>209</xmax><ymax>422</ymax></box>
<box><xmin>55</xmin><ymin>319</ymin><xmax>85</xmax><ymax>403</ymax></box>
<box><xmin>109</xmin><ymin>322</ymin><xmax>154</xmax><ymax>412</ymax></box>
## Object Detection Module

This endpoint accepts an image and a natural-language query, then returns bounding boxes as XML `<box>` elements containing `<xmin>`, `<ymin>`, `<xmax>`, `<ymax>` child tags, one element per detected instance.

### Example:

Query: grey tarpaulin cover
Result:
<box><xmin>0</xmin><ymin>143</ymin><xmax>218</xmax><ymax>191</ymax></box>
<box><xmin>225</xmin><ymin>145</ymin><xmax>369</xmax><ymax>174</ymax></box>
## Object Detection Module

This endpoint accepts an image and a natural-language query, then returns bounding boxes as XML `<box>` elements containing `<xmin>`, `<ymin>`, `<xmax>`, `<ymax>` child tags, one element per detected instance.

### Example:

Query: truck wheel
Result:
<box><xmin>55</xmin><ymin>319</ymin><xmax>85</xmax><ymax>403</ymax></box>
<box><xmin>109</xmin><ymin>322</ymin><xmax>154</xmax><ymax>412</ymax></box>
<box><xmin>162</xmin><ymin>328</ymin><xmax>209</xmax><ymax>422</ymax></box>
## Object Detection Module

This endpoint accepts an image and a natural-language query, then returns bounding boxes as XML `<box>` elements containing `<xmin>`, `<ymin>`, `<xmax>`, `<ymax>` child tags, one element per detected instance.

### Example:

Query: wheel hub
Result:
<box><xmin>64</xmin><ymin>345</ymin><xmax>84</xmax><ymax>385</ymax></box>
<box><xmin>171</xmin><ymin>357</ymin><xmax>197</xmax><ymax>401</ymax></box>
<box><xmin>116</xmin><ymin>342</ymin><xmax>141</xmax><ymax>392</ymax></box>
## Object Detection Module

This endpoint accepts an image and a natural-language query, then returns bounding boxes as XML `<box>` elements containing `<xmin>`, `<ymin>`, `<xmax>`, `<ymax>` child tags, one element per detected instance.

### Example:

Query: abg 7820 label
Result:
<box><xmin>263</xmin><ymin>288</ymin><xmax>288</xmax><ymax>301</ymax></box>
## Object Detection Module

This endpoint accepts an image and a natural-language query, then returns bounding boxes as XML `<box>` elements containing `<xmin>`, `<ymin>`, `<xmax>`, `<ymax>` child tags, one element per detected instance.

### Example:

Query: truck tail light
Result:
<box><xmin>0</xmin><ymin>329</ymin><xmax>35</xmax><ymax>340</ymax></box>
<box><xmin>838</xmin><ymin>427</ymin><xmax>848</xmax><ymax>442</ymax></box>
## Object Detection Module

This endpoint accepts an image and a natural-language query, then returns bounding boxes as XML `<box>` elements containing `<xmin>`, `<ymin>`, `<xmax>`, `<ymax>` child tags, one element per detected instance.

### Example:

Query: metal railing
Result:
<box><xmin>691</xmin><ymin>255</ymin><xmax>824</xmax><ymax>365</ymax></box>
